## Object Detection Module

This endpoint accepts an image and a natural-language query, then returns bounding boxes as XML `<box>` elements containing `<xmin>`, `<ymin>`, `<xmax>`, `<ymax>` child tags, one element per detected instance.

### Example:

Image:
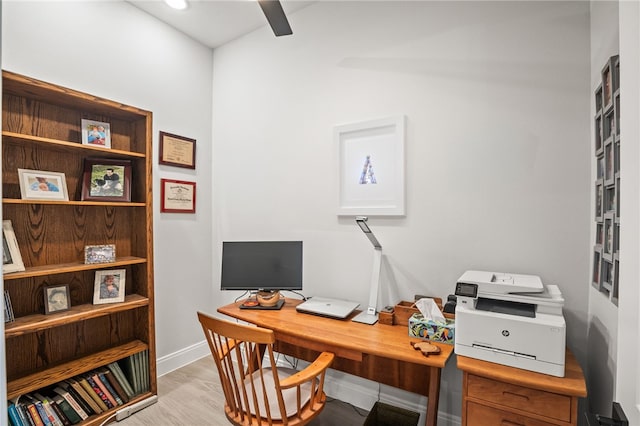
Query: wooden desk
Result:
<box><xmin>457</xmin><ymin>350</ymin><xmax>587</xmax><ymax>426</ymax></box>
<box><xmin>218</xmin><ymin>298</ymin><xmax>454</xmax><ymax>426</ymax></box>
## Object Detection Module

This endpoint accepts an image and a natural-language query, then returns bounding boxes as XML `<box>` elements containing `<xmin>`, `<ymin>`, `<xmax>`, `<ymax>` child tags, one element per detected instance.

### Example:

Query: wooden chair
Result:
<box><xmin>197</xmin><ymin>311</ymin><xmax>335</xmax><ymax>425</ymax></box>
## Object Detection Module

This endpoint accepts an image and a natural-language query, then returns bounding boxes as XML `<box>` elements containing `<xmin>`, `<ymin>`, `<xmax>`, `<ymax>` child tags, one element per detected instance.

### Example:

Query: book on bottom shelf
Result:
<box><xmin>107</xmin><ymin>362</ymin><xmax>135</xmax><ymax>399</ymax></box>
<box><xmin>50</xmin><ymin>394</ymin><xmax>81</xmax><ymax>425</ymax></box>
<box><xmin>98</xmin><ymin>368</ymin><xmax>129</xmax><ymax>404</ymax></box>
<box><xmin>52</xmin><ymin>386</ymin><xmax>89</xmax><ymax>421</ymax></box>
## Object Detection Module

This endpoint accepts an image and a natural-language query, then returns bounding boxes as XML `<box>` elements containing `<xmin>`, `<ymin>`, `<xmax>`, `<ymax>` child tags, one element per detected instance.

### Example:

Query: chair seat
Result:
<box><xmin>244</xmin><ymin>367</ymin><xmax>313</xmax><ymax>420</ymax></box>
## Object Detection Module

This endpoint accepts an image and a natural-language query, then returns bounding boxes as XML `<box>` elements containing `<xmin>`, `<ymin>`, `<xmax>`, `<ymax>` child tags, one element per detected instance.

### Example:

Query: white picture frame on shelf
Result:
<box><xmin>93</xmin><ymin>269</ymin><xmax>126</xmax><ymax>305</ymax></box>
<box><xmin>2</xmin><ymin>220</ymin><xmax>25</xmax><ymax>274</ymax></box>
<box><xmin>18</xmin><ymin>168</ymin><xmax>69</xmax><ymax>201</ymax></box>
<box><xmin>335</xmin><ymin>116</ymin><xmax>405</xmax><ymax>216</ymax></box>
<box><xmin>81</xmin><ymin>118</ymin><xmax>111</xmax><ymax>148</ymax></box>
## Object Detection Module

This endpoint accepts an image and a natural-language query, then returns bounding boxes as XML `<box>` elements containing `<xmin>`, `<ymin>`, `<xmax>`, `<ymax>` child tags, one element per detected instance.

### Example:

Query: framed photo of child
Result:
<box><xmin>93</xmin><ymin>269</ymin><xmax>126</xmax><ymax>305</ymax></box>
<box><xmin>81</xmin><ymin>119</ymin><xmax>112</xmax><ymax>149</ymax></box>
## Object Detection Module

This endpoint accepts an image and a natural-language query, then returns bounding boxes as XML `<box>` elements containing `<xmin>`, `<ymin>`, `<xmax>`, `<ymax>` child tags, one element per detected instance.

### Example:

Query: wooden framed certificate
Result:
<box><xmin>159</xmin><ymin>131</ymin><xmax>196</xmax><ymax>169</ymax></box>
<box><xmin>160</xmin><ymin>178</ymin><xmax>196</xmax><ymax>213</ymax></box>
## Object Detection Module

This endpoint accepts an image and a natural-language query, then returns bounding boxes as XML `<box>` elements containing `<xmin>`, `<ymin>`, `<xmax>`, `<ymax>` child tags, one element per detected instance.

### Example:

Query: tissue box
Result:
<box><xmin>408</xmin><ymin>313</ymin><xmax>455</xmax><ymax>344</ymax></box>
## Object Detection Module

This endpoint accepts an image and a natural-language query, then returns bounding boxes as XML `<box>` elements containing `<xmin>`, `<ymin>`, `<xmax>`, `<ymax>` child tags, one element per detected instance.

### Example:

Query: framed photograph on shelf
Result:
<box><xmin>159</xmin><ymin>131</ymin><xmax>196</xmax><ymax>169</ymax></box>
<box><xmin>3</xmin><ymin>220</ymin><xmax>25</xmax><ymax>274</ymax></box>
<box><xmin>81</xmin><ymin>118</ymin><xmax>111</xmax><ymax>148</ymax></box>
<box><xmin>44</xmin><ymin>284</ymin><xmax>71</xmax><ymax>314</ymax></box>
<box><xmin>18</xmin><ymin>168</ymin><xmax>69</xmax><ymax>201</ymax></box>
<box><xmin>336</xmin><ymin>116</ymin><xmax>405</xmax><ymax>216</ymax></box>
<box><xmin>160</xmin><ymin>178</ymin><xmax>196</xmax><ymax>213</ymax></box>
<box><xmin>84</xmin><ymin>244</ymin><xmax>116</xmax><ymax>264</ymax></box>
<box><xmin>93</xmin><ymin>269</ymin><xmax>126</xmax><ymax>305</ymax></box>
<box><xmin>81</xmin><ymin>158</ymin><xmax>131</xmax><ymax>202</ymax></box>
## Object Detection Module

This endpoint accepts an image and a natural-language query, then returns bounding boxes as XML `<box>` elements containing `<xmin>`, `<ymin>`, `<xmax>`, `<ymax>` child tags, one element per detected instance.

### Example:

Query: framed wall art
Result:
<box><xmin>160</xmin><ymin>178</ymin><xmax>196</xmax><ymax>213</ymax></box>
<box><xmin>81</xmin><ymin>158</ymin><xmax>131</xmax><ymax>202</ymax></box>
<box><xmin>18</xmin><ymin>168</ymin><xmax>69</xmax><ymax>201</ymax></box>
<box><xmin>2</xmin><ymin>220</ymin><xmax>25</xmax><ymax>274</ymax></box>
<box><xmin>335</xmin><ymin>116</ymin><xmax>405</xmax><ymax>216</ymax></box>
<box><xmin>159</xmin><ymin>131</ymin><xmax>196</xmax><ymax>169</ymax></box>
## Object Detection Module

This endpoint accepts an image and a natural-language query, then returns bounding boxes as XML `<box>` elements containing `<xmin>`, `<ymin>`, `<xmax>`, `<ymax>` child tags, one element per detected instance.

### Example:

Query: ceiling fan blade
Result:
<box><xmin>258</xmin><ymin>0</ymin><xmax>293</xmax><ymax>37</ymax></box>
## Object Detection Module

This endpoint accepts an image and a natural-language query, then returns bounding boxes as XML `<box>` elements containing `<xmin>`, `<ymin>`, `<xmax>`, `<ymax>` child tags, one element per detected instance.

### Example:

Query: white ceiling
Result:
<box><xmin>128</xmin><ymin>0</ymin><xmax>314</xmax><ymax>48</ymax></box>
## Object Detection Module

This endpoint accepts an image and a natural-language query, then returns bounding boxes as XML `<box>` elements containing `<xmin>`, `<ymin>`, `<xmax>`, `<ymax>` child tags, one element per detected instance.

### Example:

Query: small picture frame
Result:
<box><xmin>160</xmin><ymin>178</ymin><xmax>196</xmax><ymax>213</ymax></box>
<box><xmin>159</xmin><ymin>131</ymin><xmax>196</xmax><ymax>169</ymax></box>
<box><xmin>44</xmin><ymin>284</ymin><xmax>71</xmax><ymax>314</ymax></box>
<box><xmin>81</xmin><ymin>158</ymin><xmax>131</xmax><ymax>202</ymax></box>
<box><xmin>81</xmin><ymin>119</ymin><xmax>111</xmax><ymax>148</ymax></box>
<box><xmin>93</xmin><ymin>269</ymin><xmax>126</xmax><ymax>304</ymax></box>
<box><xmin>18</xmin><ymin>169</ymin><xmax>69</xmax><ymax>201</ymax></box>
<box><xmin>84</xmin><ymin>244</ymin><xmax>116</xmax><ymax>264</ymax></box>
<box><xmin>3</xmin><ymin>220</ymin><xmax>25</xmax><ymax>274</ymax></box>
<box><xmin>592</xmin><ymin>247</ymin><xmax>602</xmax><ymax>289</ymax></box>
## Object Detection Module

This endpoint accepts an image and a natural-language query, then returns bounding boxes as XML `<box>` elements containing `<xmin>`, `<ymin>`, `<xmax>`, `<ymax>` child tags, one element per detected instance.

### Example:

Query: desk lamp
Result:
<box><xmin>352</xmin><ymin>216</ymin><xmax>382</xmax><ymax>325</ymax></box>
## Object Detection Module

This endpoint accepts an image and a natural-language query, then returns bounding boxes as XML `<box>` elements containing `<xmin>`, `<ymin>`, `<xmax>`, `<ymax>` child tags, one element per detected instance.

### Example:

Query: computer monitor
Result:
<box><xmin>220</xmin><ymin>241</ymin><xmax>303</xmax><ymax>292</ymax></box>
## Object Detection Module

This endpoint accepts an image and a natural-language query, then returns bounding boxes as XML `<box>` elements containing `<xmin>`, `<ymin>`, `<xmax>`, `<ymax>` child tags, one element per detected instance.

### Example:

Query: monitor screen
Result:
<box><xmin>220</xmin><ymin>241</ymin><xmax>303</xmax><ymax>291</ymax></box>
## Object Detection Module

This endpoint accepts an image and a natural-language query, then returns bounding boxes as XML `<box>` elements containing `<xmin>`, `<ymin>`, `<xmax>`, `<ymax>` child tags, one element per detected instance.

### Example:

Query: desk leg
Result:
<box><xmin>426</xmin><ymin>366</ymin><xmax>441</xmax><ymax>426</ymax></box>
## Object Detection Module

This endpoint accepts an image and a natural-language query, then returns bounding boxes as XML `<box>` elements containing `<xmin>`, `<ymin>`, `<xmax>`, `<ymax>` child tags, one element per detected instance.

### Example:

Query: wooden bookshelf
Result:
<box><xmin>2</xmin><ymin>70</ymin><xmax>156</xmax><ymax>425</ymax></box>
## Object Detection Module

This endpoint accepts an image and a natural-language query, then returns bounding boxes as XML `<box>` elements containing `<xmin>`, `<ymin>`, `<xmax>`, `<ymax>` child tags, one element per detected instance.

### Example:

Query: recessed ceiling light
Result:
<box><xmin>164</xmin><ymin>0</ymin><xmax>188</xmax><ymax>10</ymax></box>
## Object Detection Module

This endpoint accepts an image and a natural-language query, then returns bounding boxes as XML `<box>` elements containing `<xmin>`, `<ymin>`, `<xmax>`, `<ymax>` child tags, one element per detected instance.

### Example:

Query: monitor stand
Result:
<box><xmin>240</xmin><ymin>290</ymin><xmax>285</xmax><ymax>310</ymax></box>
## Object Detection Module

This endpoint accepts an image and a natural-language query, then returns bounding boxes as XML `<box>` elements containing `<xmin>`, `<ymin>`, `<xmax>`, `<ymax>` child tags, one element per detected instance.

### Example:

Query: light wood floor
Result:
<box><xmin>117</xmin><ymin>356</ymin><xmax>369</xmax><ymax>425</ymax></box>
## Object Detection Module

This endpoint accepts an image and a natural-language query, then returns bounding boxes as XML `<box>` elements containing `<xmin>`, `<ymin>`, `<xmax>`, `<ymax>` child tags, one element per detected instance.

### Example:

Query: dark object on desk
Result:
<box><xmin>364</xmin><ymin>401</ymin><xmax>419</xmax><ymax>426</ymax></box>
<box><xmin>240</xmin><ymin>299</ymin><xmax>285</xmax><ymax>310</ymax></box>
<box><xmin>197</xmin><ymin>311</ymin><xmax>334</xmax><ymax>425</ymax></box>
<box><xmin>585</xmin><ymin>402</ymin><xmax>629</xmax><ymax>426</ymax></box>
<box><xmin>443</xmin><ymin>294</ymin><xmax>456</xmax><ymax>314</ymax></box>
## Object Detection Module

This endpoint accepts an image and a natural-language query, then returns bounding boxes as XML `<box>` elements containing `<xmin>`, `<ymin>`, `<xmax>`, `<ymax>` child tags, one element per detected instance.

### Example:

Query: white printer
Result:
<box><xmin>454</xmin><ymin>270</ymin><xmax>566</xmax><ymax>377</ymax></box>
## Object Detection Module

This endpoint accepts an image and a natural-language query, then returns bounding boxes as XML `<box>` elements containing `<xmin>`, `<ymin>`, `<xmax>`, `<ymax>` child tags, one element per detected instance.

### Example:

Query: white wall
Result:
<box><xmin>212</xmin><ymin>1</ymin><xmax>591</xmax><ymax>422</ymax></box>
<box><xmin>587</xmin><ymin>0</ymin><xmax>619</xmax><ymax>416</ymax></box>
<box><xmin>615</xmin><ymin>0</ymin><xmax>640</xmax><ymax>422</ymax></box>
<box><xmin>1</xmin><ymin>1</ymin><xmax>214</xmax><ymax>375</ymax></box>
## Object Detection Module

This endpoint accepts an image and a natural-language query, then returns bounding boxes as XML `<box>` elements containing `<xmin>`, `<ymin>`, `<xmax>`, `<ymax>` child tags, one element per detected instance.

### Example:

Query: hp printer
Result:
<box><xmin>454</xmin><ymin>270</ymin><xmax>566</xmax><ymax>377</ymax></box>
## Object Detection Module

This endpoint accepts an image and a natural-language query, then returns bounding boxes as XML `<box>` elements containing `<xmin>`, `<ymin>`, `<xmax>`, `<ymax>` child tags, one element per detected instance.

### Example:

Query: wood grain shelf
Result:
<box><xmin>5</xmin><ymin>294</ymin><xmax>150</xmax><ymax>338</ymax></box>
<box><xmin>2</xmin><ymin>131</ymin><xmax>146</xmax><ymax>158</ymax></box>
<box><xmin>3</xmin><ymin>256</ymin><xmax>147</xmax><ymax>281</ymax></box>
<box><xmin>2</xmin><ymin>198</ymin><xmax>146</xmax><ymax>207</ymax></box>
<box><xmin>6</xmin><ymin>340</ymin><xmax>149</xmax><ymax>399</ymax></box>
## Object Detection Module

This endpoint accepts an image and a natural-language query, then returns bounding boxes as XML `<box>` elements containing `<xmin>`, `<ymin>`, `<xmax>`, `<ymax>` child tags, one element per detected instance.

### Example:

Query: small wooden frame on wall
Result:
<box><xmin>160</xmin><ymin>178</ymin><xmax>196</xmax><ymax>213</ymax></box>
<box><xmin>159</xmin><ymin>131</ymin><xmax>196</xmax><ymax>169</ymax></box>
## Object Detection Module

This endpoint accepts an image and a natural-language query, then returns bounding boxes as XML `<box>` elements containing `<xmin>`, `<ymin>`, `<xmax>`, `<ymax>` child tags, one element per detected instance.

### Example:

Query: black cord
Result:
<box><xmin>281</xmin><ymin>289</ymin><xmax>308</xmax><ymax>300</ymax></box>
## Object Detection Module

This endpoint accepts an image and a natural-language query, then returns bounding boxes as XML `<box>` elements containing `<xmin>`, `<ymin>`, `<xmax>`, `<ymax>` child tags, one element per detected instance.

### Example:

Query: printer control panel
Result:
<box><xmin>455</xmin><ymin>282</ymin><xmax>478</xmax><ymax>298</ymax></box>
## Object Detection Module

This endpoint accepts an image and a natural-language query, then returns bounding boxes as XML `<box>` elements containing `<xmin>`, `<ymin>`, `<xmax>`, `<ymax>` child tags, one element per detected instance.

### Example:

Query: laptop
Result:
<box><xmin>296</xmin><ymin>297</ymin><xmax>360</xmax><ymax>319</ymax></box>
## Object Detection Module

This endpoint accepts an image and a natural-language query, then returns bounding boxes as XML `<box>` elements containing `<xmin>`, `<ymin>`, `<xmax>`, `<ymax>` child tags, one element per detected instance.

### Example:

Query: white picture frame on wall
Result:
<box><xmin>335</xmin><ymin>116</ymin><xmax>405</xmax><ymax>216</ymax></box>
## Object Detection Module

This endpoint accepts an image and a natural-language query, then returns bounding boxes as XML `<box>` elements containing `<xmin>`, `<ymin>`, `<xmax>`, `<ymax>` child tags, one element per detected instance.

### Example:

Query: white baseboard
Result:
<box><xmin>156</xmin><ymin>340</ymin><xmax>210</xmax><ymax>377</ymax></box>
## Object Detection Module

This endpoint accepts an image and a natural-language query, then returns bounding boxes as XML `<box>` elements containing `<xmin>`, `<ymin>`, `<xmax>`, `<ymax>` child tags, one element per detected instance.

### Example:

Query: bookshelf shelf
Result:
<box><xmin>7</xmin><ymin>340</ymin><xmax>149</xmax><ymax>399</ymax></box>
<box><xmin>3</xmin><ymin>257</ymin><xmax>147</xmax><ymax>281</ymax></box>
<box><xmin>2</xmin><ymin>131</ymin><xmax>146</xmax><ymax>159</ymax></box>
<box><xmin>2</xmin><ymin>198</ymin><xmax>146</xmax><ymax>207</ymax></box>
<box><xmin>2</xmin><ymin>70</ymin><xmax>156</xmax><ymax>425</ymax></box>
<box><xmin>5</xmin><ymin>294</ymin><xmax>149</xmax><ymax>338</ymax></box>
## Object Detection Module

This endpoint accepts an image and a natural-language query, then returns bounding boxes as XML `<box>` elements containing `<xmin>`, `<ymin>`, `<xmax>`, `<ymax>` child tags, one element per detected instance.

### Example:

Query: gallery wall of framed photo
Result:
<box><xmin>592</xmin><ymin>54</ymin><xmax>620</xmax><ymax>305</ymax></box>
<box><xmin>158</xmin><ymin>131</ymin><xmax>197</xmax><ymax>214</ymax></box>
<box><xmin>1</xmin><ymin>70</ymin><xmax>157</xmax><ymax>424</ymax></box>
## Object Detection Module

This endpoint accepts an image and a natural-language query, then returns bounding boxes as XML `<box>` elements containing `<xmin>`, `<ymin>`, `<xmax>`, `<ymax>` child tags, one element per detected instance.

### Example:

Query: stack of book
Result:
<box><xmin>7</xmin><ymin>351</ymin><xmax>149</xmax><ymax>426</ymax></box>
